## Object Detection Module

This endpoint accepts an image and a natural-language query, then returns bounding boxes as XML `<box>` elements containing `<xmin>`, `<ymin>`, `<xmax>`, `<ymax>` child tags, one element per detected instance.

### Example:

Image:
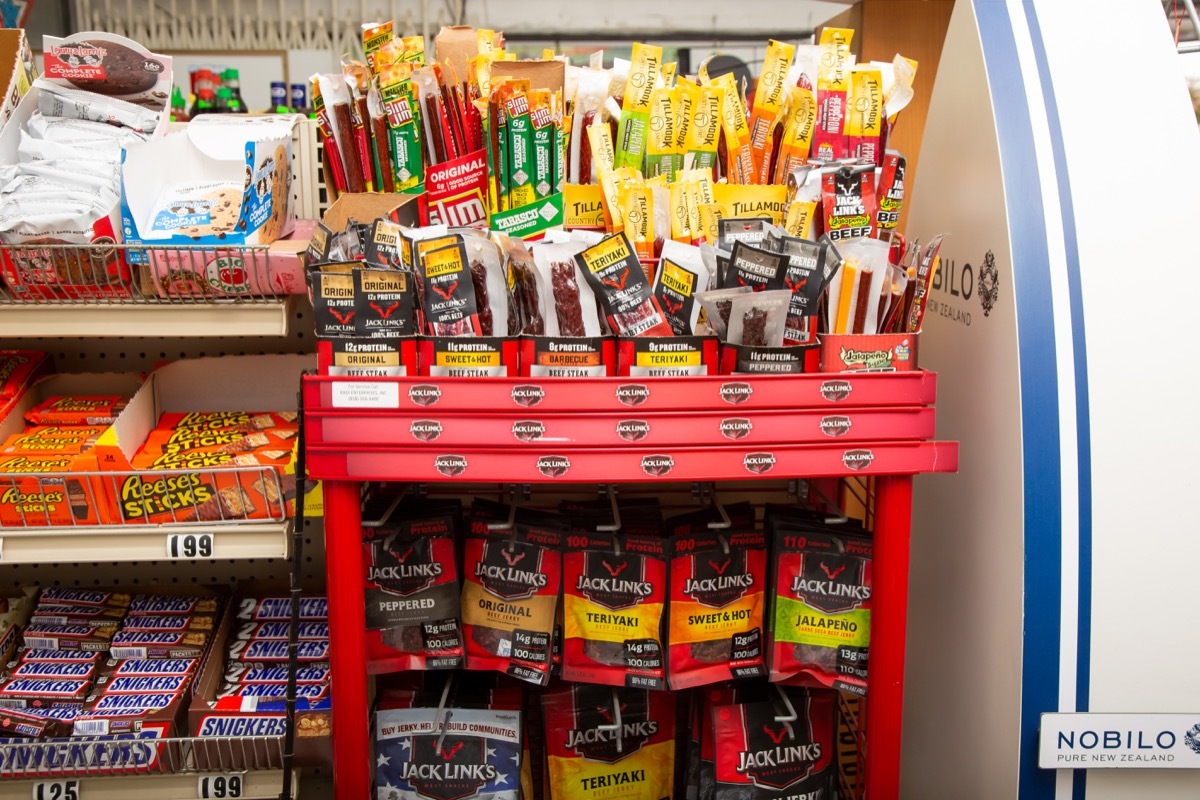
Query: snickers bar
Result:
<box><xmin>29</xmin><ymin>605</ymin><xmax>126</xmax><ymax>626</ymax></box>
<box><xmin>235</xmin><ymin>621</ymin><xmax>329</xmax><ymax>641</ymax></box>
<box><xmin>18</xmin><ymin>648</ymin><xmax>103</xmax><ymax>664</ymax></box>
<box><xmin>236</xmin><ymin>596</ymin><xmax>327</xmax><ymax>622</ymax></box>
<box><xmin>223</xmin><ymin>664</ymin><xmax>330</xmax><ymax>685</ymax></box>
<box><xmin>120</xmin><ymin>615</ymin><xmax>215</xmax><ymax>633</ymax></box>
<box><xmin>102</xmin><ymin>675</ymin><xmax>190</xmax><ymax>695</ymax></box>
<box><xmin>73</xmin><ymin>690</ymin><xmax>186</xmax><ymax>736</ymax></box>
<box><xmin>0</xmin><ymin>706</ymin><xmax>71</xmax><ymax>738</ymax></box>
<box><xmin>38</xmin><ymin>588</ymin><xmax>131</xmax><ymax>608</ymax></box>
<box><xmin>106</xmin><ymin>658</ymin><xmax>198</xmax><ymax>677</ymax></box>
<box><xmin>8</xmin><ymin>661</ymin><xmax>95</xmax><ymax>680</ymax></box>
<box><xmin>0</xmin><ymin>677</ymin><xmax>91</xmax><ymax>705</ymax></box>
<box><xmin>110</xmin><ymin>630</ymin><xmax>208</xmax><ymax>660</ymax></box>
<box><xmin>126</xmin><ymin>595</ymin><xmax>220</xmax><ymax>616</ymax></box>
<box><xmin>228</xmin><ymin>638</ymin><xmax>329</xmax><ymax>663</ymax></box>
<box><xmin>23</xmin><ymin>623</ymin><xmax>115</xmax><ymax>652</ymax></box>
<box><xmin>216</xmin><ymin>682</ymin><xmax>329</xmax><ymax>701</ymax></box>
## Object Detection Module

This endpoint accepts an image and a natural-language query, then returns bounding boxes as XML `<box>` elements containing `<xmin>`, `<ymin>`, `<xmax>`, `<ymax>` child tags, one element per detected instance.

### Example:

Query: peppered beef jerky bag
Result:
<box><xmin>544</xmin><ymin>684</ymin><xmax>676</xmax><ymax>800</ymax></box>
<box><xmin>374</xmin><ymin>706</ymin><xmax>522</xmax><ymax>800</ymax></box>
<box><xmin>667</xmin><ymin>522</ymin><xmax>767</xmax><ymax>690</ymax></box>
<box><xmin>726</xmin><ymin>290</ymin><xmax>790</xmax><ymax>347</ymax></box>
<box><xmin>770</xmin><ymin>524</ymin><xmax>872</xmax><ymax>695</ymax></box>
<box><xmin>576</xmin><ymin>232</ymin><xmax>674</xmax><ymax>336</ymax></box>
<box><xmin>462</xmin><ymin>512</ymin><xmax>563</xmax><ymax>686</ymax></box>
<box><xmin>723</xmin><ymin>241</ymin><xmax>787</xmax><ymax>293</ymax></box>
<box><xmin>711</xmin><ymin>688</ymin><xmax>835</xmax><ymax>800</ymax></box>
<box><xmin>562</xmin><ymin>532</ymin><xmax>667</xmax><ymax>689</ymax></box>
<box><xmin>364</xmin><ymin>503</ymin><xmax>464</xmax><ymax>671</ymax></box>
<box><xmin>694</xmin><ymin>286</ymin><xmax>752</xmax><ymax>340</ymax></box>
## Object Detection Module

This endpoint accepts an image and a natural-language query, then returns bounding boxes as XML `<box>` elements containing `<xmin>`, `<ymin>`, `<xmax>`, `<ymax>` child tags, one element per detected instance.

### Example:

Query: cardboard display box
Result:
<box><xmin>0</xmin><ymin>29</ymin><xmax>35</xmax><ymax>133</ymax></box>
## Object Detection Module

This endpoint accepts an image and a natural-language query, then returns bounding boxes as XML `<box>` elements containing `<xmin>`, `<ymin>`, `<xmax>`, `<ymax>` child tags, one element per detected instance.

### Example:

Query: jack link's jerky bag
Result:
<box><xmin>769</xmin><ymin>522</ymin><xmax>872</xmax><ymax>695</ymax></box>
<box><xmin>544</xmin><ymin>684</ymin><xmax>676</xmax><ymax>800</ymax></box>
<box><xmin>711</xmin><ymin>688</ymin><xmax>835</xmax><ymax>800</ymax></box>
<box><xmin>364</xmin><ymin>502</ymin><xmax>464</xmax><ymax>671</ymax></box>
<box><xmin>374</xmin><ymin>706</ymin><xmax>522</xmax><ymax>800</ymax></box>
<box><xmin>562</xmin><ymin>531</ymin><xmax>667</xmax><ymax>689</ymax></box>
<box><xmin>462</xmin><ymin>511</ymin><xmax>563</xmax><ymax>686</ymax></box>
<box><xmin>575</xmin><ymin>232</ymin><xmax>674</xmax><ymax>336</ymax></box>
<box><xmin>667</xmin><ymin>520</ymin><xmax>767</xmax><ymax>690</ymax></box>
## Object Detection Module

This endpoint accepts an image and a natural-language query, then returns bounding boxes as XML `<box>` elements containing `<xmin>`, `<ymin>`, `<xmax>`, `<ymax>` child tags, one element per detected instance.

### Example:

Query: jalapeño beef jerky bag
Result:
<box><xmin>668</xmin><ymin>524</ymin><xmax>767</xmax><ymax>691</ymax></box>
<box><xmin>364</xmin><ymin>502</ymin><xmax>464</xmax><ymax>671</ymax></box>
<box><xmin>562</xmin><ymin>532</ymin><xmax>667</xmax><ymax>689</ymax></box>
<box><xmin>462</xmin><ymin>513</ymin><xmax>563</xmax><ymax>686</ymax></box>
<box><xmin>374</xmin><ymin>706</ymin><xmax>522</xmax><ymax>800</ymax></box>
<box><xmin>544</xmin><ymin>684</ymin><xmax>676</xmax><ymax>800</ymax></box>
<box><xmin>576</xmin><ymin>232</ymin><xmax>674</xmax><ymax>336</ymax></box>
<box><xmin>770</xmin><ymin>524</ymin><xmax>872</xmax><ymax>695</ymax></box>
<box><xmin>711</xmin><ymin>688</ymin><xmax>835</xmax><ymax>800</ymax></box>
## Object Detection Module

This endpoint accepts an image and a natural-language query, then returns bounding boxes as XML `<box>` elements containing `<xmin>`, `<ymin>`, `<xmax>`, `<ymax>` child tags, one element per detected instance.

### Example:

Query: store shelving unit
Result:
<box><xmin>303</xmin><ymin>370</ymin><xmax>959</xmax><ymax>800</ymax></box>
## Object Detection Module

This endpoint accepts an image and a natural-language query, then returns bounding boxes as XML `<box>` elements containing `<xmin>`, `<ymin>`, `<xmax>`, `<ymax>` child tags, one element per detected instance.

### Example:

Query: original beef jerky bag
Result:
<box><xmin>562</xmin><ymin>531</ymin><xmax>667</xmax><ymax>689</ymax></box>
<box><xmin>374</xmin><ymin>706</ymin><xmax>523</xmax><ymax>800</ymax></box>
<box><xmin>711</xmin><ymin>687</ymin><xmax>835</xmax><ymax>800</ymax></box>
<box><xmin>769</xmin><ymin>523</ymin><xmax>872</xmax><ymax>695</ymax></box>
<box><xmin>462</xmin><ymin>512</ymin><xmax>563</xmax><ymax>686</ymax></box>
<box><xmin>544</xmin><ymin>684</ymin><xmax>676</xmax><ymax>800</ymax></box>
<box><xmin>364</xmin><ymin>501</ymin><xmax>464</xmax><ymax>671</ymax></box>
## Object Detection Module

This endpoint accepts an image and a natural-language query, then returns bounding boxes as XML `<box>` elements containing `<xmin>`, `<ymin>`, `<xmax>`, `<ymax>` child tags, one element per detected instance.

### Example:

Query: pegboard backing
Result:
<box><xmin>0</xmin><ymin>515</ymin><xmax>327</xmax><ymax>591</ymax></box>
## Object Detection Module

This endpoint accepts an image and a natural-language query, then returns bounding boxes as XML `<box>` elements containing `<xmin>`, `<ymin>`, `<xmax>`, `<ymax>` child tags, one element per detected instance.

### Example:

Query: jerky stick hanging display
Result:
<box><xmin>343</xmin><ymin>59</ymin><xmax>377</xmax><ymax>192</ymax></box>
<box><xmin>311</xmin><ymin>74</ymin><xmax>349</xmax><ymax>196</ymax></box>
<box><xmin>316</xmin><ymin>72</ymin><xmax>366</xmax><ymax>193</ymax></box>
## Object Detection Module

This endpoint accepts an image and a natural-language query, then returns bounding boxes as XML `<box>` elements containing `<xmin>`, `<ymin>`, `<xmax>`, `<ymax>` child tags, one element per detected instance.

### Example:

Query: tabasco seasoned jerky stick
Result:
<box><xmin>748</xmin><ymin>39</ymin><xmax>796</xmax><ymax>184</ymax></box>
<box><xmin>504</xmin><ymin>86</ymin><xmax>536</xmax><ymax>208</ymax></box>
<box><xmin>813</xmin><ymin>27</ymin><xmax>854</xmax><ymax>160</ymax></box>
<box><xmin>379</xmin><ymin>64</ymin><xmax>424</xmax><ymax>192</ymax></box>
<box><xmin>530</xmin><ymin>90</ymin><xmax>556</xmax><ymax>200</ymax></box>
<box><xmin>615</xmin><ymin>42</ymin><xmax>662</xmax><ymax>170</ymax></box>
<box><xmin>576</xmin><ymin>232</ymin><xmax>674</xmax><ymax>336</ymax></box>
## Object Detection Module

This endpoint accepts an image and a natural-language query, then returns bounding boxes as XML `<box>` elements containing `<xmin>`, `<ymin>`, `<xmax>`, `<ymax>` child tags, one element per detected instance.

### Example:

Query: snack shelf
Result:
<box><xmin>0</xmin><ymin>519</ymin><xmax>291</xmax><ymax>563</ymax></box>
<box><xmin>302</xmin><ymin>371</ymin><xmax>959</xmax><ymax>800</ymax></box>
<box><xmin>0</xmin><ymin>771</ymin><xmax>294</xmax><ymax>800</ymax></box>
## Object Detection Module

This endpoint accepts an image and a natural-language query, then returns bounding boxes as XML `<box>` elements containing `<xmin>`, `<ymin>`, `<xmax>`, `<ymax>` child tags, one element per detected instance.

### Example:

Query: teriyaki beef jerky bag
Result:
<box><xmin>462</xmin><ymin>511</ymin><xmax>563</xmax><ymax>686</ymax></box>
<box><xmin>364</xmin><ymin>501</ymin><xmax>464</xmax><ymax>671</ymax></box>
<box><xmin>769</xmin><ymin>522</ymin><xmax>872</xmax><ymax>695</ymax></box>
<box><xmin>711</xmin><ymin>687</ymin><xmax>834</xmax><ymax>800</ymax></box>
<box><xmin>374</xmin><ymin>706</ymin><xmax>523</xmax><ymax>800</ymax></box>
<box><xmin>562</xmin><ymin>531</ymin><xmax>667</xmax><ymax>689</ymax></box>
<box><xmin>544</xmin><ymin>684</ymin><xmax>676</xmax><ymax>800</ymax></box>
<box><xmin>575</xmin><ymin>232</ymin><xmax>674</xmax><ymax>336</ymax></box>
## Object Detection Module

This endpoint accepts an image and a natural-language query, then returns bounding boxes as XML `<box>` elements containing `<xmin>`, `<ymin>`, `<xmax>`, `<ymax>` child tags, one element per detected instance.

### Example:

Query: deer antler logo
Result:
<box><xmin>820</xmin><ymin>562</ymin><xmax>846</xmax><ymax>581</ymax></box>
<box><xmin>710</xmin><ymin>558</ymin><xmax>731</xmax><ymax>575</ymax></box>
<box><xmin>501</xmin><ymin>549</ymin><xmax>526</xmax><ymax>567</ymax></box>
<box><xmin>431</xmin><ymin>282</ymin><xmax>458</xmax><ymax>300</ymax></box>
<box><xmin>328</xmin><ymin>308</ymin><xmax>355</xmax><ymax>325</ymax></box>
<box><xmin>602</xmin><ymin>560</ymin><xmax>627</xmax><ymax>577</ymax></box>
<box><xmin>370</xmin><ymin>301</ymin><xmax>401</xmax><ymax>319</ymax></box>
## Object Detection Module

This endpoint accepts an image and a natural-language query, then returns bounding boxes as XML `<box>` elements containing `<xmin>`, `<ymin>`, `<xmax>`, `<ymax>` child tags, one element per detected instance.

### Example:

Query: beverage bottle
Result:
<box><xmin>270</xmin><ymin>81</ymin><xmax>290</xmax><ymax>113</ymax></box>
<box><xmin>170</xmin><ymin>85</ymin><xmax>190</xmax><ymax>122</ymax></box>
<box><xmin>192</xmin><ymin>69</ymin><xmax>216</xmax><ymax>116</ymax></box>
<box><xmin>194</xmin><ymin>87</ymin><xmax>216</xmax><ymax>115</ymax></box>
<box><xmin>290</xmin><ymin>82</ymin><xmax>312</xmax><ymax>116</ymax></box>
<box><xmin>223</xmin><ymin>68</ymin><xmax>245</xmax><ymax>109</ymax></box>
<box><xmin>215</xmin><ymin>87</ymin><xmax>234</xmax><ymax>113</ymax></box>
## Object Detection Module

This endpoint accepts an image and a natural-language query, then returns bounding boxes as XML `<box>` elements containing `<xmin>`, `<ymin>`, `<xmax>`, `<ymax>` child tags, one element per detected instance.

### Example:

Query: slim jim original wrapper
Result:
<box><xmin>813</xmin><ymin>27</ymin><xmax>854</xmax><ymax>161</ymax></box>
<box><xmin>615</xmin><ymin>43</ymin><xmax>662</xmax><ymax>170</ymax></box>
<box><xmin>748</xmin><ymin>40</ymin><xmax>796</xmax><ymax>185</ymax></box>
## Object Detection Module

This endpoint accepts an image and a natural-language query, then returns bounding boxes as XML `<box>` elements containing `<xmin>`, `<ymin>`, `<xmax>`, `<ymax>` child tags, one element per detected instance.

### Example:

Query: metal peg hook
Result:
<box><xmin>433</xmin><ymin>674</ymin><xmax>455</xmax><ymax>754</ymax></box>
<box><xmin>773</xmin><ymin>685</ymin><xmax>797</xmax><ymax>741</ymax></box>
<box><xmin>790</xmin><ymin>479</ymin><xmax>849</xmax><ymax>525</ymax></box>
<box><xmin>596</xmin><ymin>484</ymin><xmax>621</xmax><ymax>533</ymax></box>
<box><xmin>595</xmin><ymin>688</ymin><xmax>624</xmax><ymax>753</ymax></box>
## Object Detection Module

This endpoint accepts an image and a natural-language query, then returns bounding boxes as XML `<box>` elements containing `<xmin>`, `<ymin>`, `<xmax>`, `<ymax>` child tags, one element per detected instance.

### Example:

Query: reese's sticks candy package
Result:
<box><xmin>544</xmin><ymin>684</ymin><xmax>676</xmax><ymax>800</ymax></box>
<box><xmin>813</xmin><ymin>27</ymin><xmax>854</xmax><ymax>160</ymax></box>
<box><xmin>461</xmin><ymin>513</ymin><xmax>562</xmax><ymax>686</ymax></box>
<box><xmin>769</xmin><ymin>523</ymin><xmax>872</xmax><ymax>695</ymax></box>
<box><xmin>748</xmin><ymin>39</ymin><xmax>796</xmax><ymax>184</ymax></box>
<box><xmin>562</xmin><ymin>531</ymin><xmax>667</xmax><ymax>690</ymax></box>
<box><xmin>822</xmin><ymin>164</ymin><xmax>876</xmax><ymax>242</ymax></box>
<box><xmin>615</xmin><ymin>42</ymin><xmax>662</xmax><ymax>170</ymax></box>
<box><xmin>25</xmin><ymin>396</ymin><xmax>127</xmax><ymax>427</ymax></box>
<box><xmin>575</xmin><ymin>233</ymin><xmax>674</xmax><ymax>336</ymax></box>
<box><xmin>711</xmin><ymin>688</ymin><xmax>835</xmax><ymax>799</ymax></box>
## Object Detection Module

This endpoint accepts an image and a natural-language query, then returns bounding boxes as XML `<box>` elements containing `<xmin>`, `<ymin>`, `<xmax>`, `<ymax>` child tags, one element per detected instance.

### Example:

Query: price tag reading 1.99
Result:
<box><xmin>33</xmin><ymin>781</ymin><xmax>79</xmax><ymax>800</ymax></box>
<box><xmin>166</xmin><ymin>532</ymin><xmax>215</xmax><ymax>559</ymax></box>
<box><xmin>198</xmin><ymin>773</ymin><xmax>243</xmax><ymax>798</ymax></box>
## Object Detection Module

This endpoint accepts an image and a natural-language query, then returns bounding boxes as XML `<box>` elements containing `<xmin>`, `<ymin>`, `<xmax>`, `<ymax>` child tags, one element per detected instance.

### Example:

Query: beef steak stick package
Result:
<box><xmin>374</xmin><ymin>705</ymin><xmax>523</xmax><ymax>800</ymax></box>
<box><xmin>364</xmin><ymin>500</ymin><xmax>464</xmax><ymax>670</ymax></box>
<box><xmin>544</xmin><ymin>683</ymin><xmax>676</xmax><ymax>800</ymax></box>
<box><xmin>769</xmin><ymin>514</ymin><xmax>872</xmax><ymax>695</ymax></box>
<box><xmin>667</xmin><ymin>506</ymin><xmax>767</xmax><ymax>690</ymax></box>
<box><xmin>462</xmin><ymin>505</ymin><xmax>564</xmax><ymax>686</ymax></box>
<box><xmin>562</xmin><ymin>531</ymin><xmax>667</xmax><ymax>689</ymax></box>
<box><xmin>711</xmin><ymin>687</ymin><xmax>835</xmax><ymax>799</ymax></box>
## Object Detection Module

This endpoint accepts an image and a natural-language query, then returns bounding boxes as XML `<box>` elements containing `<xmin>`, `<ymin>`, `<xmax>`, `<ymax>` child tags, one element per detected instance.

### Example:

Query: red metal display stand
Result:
<box><xmin>303</xmin><ymin>371</ymin><xmax>958</xmax><ymax>800</ymax></box>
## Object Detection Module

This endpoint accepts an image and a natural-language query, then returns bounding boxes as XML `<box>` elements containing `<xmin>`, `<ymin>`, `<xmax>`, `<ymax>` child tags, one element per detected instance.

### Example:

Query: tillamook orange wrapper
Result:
<box><xmin>544</xmin><ymin>684</ymin><xmax>675</xmax><ymax>800</ymax></box>
<box><xmin>748</xmin><ymin>40</ymin><xmax>796</xmax><ymax>184</ymax></box>
<box><xmin>562</xmin><ymin>531</ymin><xmax>667</xmax><ymax>690</ymax></box>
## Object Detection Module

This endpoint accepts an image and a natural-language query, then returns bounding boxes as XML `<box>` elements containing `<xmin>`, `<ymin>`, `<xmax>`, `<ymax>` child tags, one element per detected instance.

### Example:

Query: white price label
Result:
<box><xmin>33</xmin><ymin>781</ymin><xmax>79</xmax><ymax>800</ymax></box>
<box><xmin>166</xmin><ymin>532</ymin><xmax>215</xmax><ymax>559</ymax></box>
<box><xmin>198</xmin><ymin>774</ymin><xmax>244</xmax><ymax>798</ymax></box>
<box><xmin>331</xmin><ymin>381</ymin><xmax>399</xmax><ymax>408</ymax></box>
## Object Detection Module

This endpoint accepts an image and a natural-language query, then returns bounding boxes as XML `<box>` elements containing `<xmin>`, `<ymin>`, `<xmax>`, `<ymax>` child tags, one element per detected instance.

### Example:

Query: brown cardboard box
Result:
<box><xmin>0</xmin><ymin>29</ymin><xmax>35</xmax><ymax>134</ymax></box>
<box><xmin>491</xmin><ymin>59</ymin><xmax>566</xmax><ymax>96</ymax></box>
<box><xmin>434</xmin><ymin>26</ymin><xmax>504</xmax><ymax>89</ymax></box>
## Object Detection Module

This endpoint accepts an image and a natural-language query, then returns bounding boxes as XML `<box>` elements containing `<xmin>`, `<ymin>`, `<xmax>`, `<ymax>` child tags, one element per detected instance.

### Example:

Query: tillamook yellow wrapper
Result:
<box><xmin>645</xmin><ymin>86</ymin><xmax>679</xmax><ymax>181</ymax></box>
<box><xmin>814</xmin><ymin>27</ymin><xmax>854</xmax><ymax>160</ymax></box>
<box><xmin>615</xmin><ymin>42</ymin><xmax>663</xmax><ymax>170</ymax></box>
<box><xmin>711</xmin><ymin>74</ymin><xmax>753</xmax><ymax>184</ymax></box>
<box><xmin>846</xmin><ymin>66</ymin><xmax>884</xmax><ymax>166</ymax></box>
<box><xmin>774</xmin><ymin>86</ymin><xmax>817</xmax><ymax>184</ymax></box>
<box><xmin>748</xmin><ymin>39</ymin><xmax>796</xmax><ymax>184</ymax></box>
<box><xmin>713</xmin><ymin>183</ymin><xmax>788</xmax><ymax>224</ymax></box>
<box><xmin>685</xmin><ymin>84</ymin><xmax>721</xmax><ymax>173</ymax></box>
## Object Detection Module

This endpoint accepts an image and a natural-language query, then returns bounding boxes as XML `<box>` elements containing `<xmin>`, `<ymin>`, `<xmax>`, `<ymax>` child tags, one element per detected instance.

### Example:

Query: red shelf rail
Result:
<box><xmin>302</xmin><ymin>371</ymin><xmax>958</xmax><ymax>800</ymax></box>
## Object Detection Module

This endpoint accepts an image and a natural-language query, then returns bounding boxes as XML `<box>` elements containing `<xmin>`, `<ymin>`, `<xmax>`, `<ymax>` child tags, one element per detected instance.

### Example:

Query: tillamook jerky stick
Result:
<box><xmin>814</xmin><ymin>27</ymin><xmax>854</xmax><ymax>160</ymax></box>
<box><xmin>711</xmin><ymin>74</ymin><xmax>753</xmax><ymax>184</ymax></box>
<box><xmin>711</xmin><ymin>689</ymin><xmax>835</xmax><ymax>799</ymax></box>
<box><xmin>619</xmin><ymin>183</ymin><xmax>655</xmax><ymax>261</ymax></box>
<box><xmin>748</xmin><ymin>40</ymin><xmax>796</xmax><ymax>184</ymax></box>
<box><xmin>645</xmin><ymin>86</ymin><xmax>678</xmax><ymax>180</ymax></box>
<box><xmin>822</xmin><ymin>164</ymin><xmax>877</xmax><ymax>241</ymax></box>
<box><xmin>846</xmin><ymin>66</ymin><xmax>884</xmax><ymax>166</ymax></box>
<box><xmin>774</xmin><ymin>86</ymin><xmax>817</xmax><ymax>184</ymax></box>
<box><xmin>873</xmin><ymin>150</ymin><xmax>906</xmax><ymax>238</ymax></box>
<box><xmin>770</xmin><ymin>526</ymin><xmax>872</xmax><ymax>695</ymax></box>
<box><xmin>685</xmin><ymin>85</ymin><xmax>721</xmax><ymax>174</ymax></box>
<box><xmin>544</xmin><ymin>685</ymin><xmax>676</xmax><ymax>800</ymax></box>
<box><xmin>575</xmin><ymin>233</ymin><xmax>674</xmax><ymax>336</ymax></box>
<box><xmin>615</xmin><ymin>43</ymin><xmax>662</xmax><ymax>170</ymax></box>
<box><xmin>562</xmin><ymin>532</ymin><xmax>667</xmax><ymax>689</ymax></box>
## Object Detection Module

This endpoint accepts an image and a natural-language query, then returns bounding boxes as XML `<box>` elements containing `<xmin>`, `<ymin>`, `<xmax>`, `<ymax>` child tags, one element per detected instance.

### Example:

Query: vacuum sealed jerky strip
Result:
<box><xmin>576</xmin><ymin>232</ymin><xmax>674</xmax><ymax>336</ymax></box>
<box><xmin>544</xmin><ymin>685</ymin><xmax>676</xmax><ymax>800</ymax></box>
<box><xmin>775</xmin><ymin>236</ymin><xmax>827</xmax><ymax>343</ymax></box>
<box><xmin>873</xmin><ymin>150</ymin><xmax>906</xmax><ymax>238</ymax></box>
<box><xmin>464</xmin><ymin>236</ymin><xmax>510</xmax><ymax>337</ymax></box>
<box><xmin>653</xmin><ymin>240</ymin><xmax>710</xmax><ymax>335</ymax></box>
<box><xmin>344</xmin><ymin>60</ymin><xmax>377</xmax><ymax>192</ymax></box>
<box><xmin>316</xmin><ymin>72</ymin><xmax>365</xmax><ymax>193</ymax></box>
<box><xmin>311</xmin><ymin>76</ymin><xmax>349</xmax><ymax>195</ymax></box>
<box><xmin>365</xmin><ymin>505</ymin><xmax>464</xmax><ymax>670</ymax></box>
<box><xmin>694</xmin><ymin>286</ymin><xmax>752</xmax><ymax>340</ymax></box>
<box><xmin>727</xmin><ymin>289</ymin><xmax>790</xmax><ymax>347</ymax></box>
<box><xmin>711</xmin><ymin>688</ymin><xmax>835</xmax><ymax>800</ymax></box>
<box><xmin>532</xmin><ymin>242</ymin><xmax>602</xmax><ymax>338</ymax></box>
<box><xmin>570</xmin><ymin>68</ymin><xmax>608</xmax><ymax>183</ymax></box>
<box><xmin>823</xmin><ymin>164</ymin><xmax>877</xmax><ymax>241</ymax></box>
<box><xmin>354</xmin><ymin>268</ymin><xmax>415</xmax><ymax>337</ymax></box>
<box><xmin>668</xmin><ymin>525</ymin><xmax>767</xmax><ymax>690</ymax></box>
<box><xmin>562</xmin><ymin>531</ymin><xmax>667</xmax><ymax>689</ymax></box>
<box><xmin>461</xmin><ymin>515</ymin><xmax>562</xmax><ymax>686</ymax></box>
<box><xmin>725</xmin><ymin>241</ymin><xmax>788</xmax><ymax>292</ymax></box>
<box><xmin>420</xmin><ymin>241</ymin><xmax>482</xmax><ymax>337</ymax></box>
<box><xmin>497</xmin><ymin>234</ymin><xmax>545</xmax><ymax>335</ymax></box>
<box><xmin>770</xmin><ymin>525</ymin><xmax>872</xmax><ymax>695</ymax></box>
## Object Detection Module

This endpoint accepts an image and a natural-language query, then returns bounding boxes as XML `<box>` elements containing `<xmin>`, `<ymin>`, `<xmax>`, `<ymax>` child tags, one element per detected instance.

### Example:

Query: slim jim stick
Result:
<box><xmin>851</xmin><ymin>266</ymin><xmax>873</xmax><ymax>334</ymax></box>
<box><xmin>834</xmin><ymin>259</ymin><xmax>858</xmax><ymax>334</ymax></box>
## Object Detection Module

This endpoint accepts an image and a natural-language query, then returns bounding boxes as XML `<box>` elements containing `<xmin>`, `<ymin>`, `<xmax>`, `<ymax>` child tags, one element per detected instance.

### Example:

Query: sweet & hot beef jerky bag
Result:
<box><xmin>769</xmin><ymin>518</ymin><xmax>872</xmax><ymax>695</ymax></box>
<box><xmin>711</xmin><ymin>687</ymin><xmax>835</xmax><ymax>799</ymax></box>
<box><xmin>562</xmin><ymin>531</ymin><xmax>667</xmax><ymax>689</ymax></box>
<box><xmin>462</xmin><ymin>508</ymin><xmax>563</xmax><ymax>686</ymax></box>
<box><xmin>544</xmin><ymin>683</ymin><xmax>676</xmax><ymax>800</ymax></box>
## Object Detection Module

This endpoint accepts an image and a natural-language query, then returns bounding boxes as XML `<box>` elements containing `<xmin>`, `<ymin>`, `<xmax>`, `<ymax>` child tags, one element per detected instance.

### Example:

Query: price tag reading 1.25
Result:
<box><xmin>33</xmin><ymin>781</ymin><xmax>79</xmax><ymax>800</ymax></box>
<box><xmin>198</xmin><ymin>774</ymin><xmax>243</xmax><ymax>798</ymax></box>
<box><xmin>167</xmin><ymin>532</ymin><xmax>215</xmax><ymax>559</ymax></box>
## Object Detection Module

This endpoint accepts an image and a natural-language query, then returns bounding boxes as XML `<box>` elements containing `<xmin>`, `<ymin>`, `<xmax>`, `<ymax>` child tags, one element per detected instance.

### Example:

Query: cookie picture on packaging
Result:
<box><xmin>260</xmin><ymin>145</ymin><xmax>289</xmax><ymax>243</ymax></box>
<box><xmin>151</xmin><ymin>183</ymin><xmax>241</xmax><ymax>240</ymax></box>
<box><xmin>42</xmin><ymin>34</ymin><xmax>172</xmax><ymax>112</ymax></box>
